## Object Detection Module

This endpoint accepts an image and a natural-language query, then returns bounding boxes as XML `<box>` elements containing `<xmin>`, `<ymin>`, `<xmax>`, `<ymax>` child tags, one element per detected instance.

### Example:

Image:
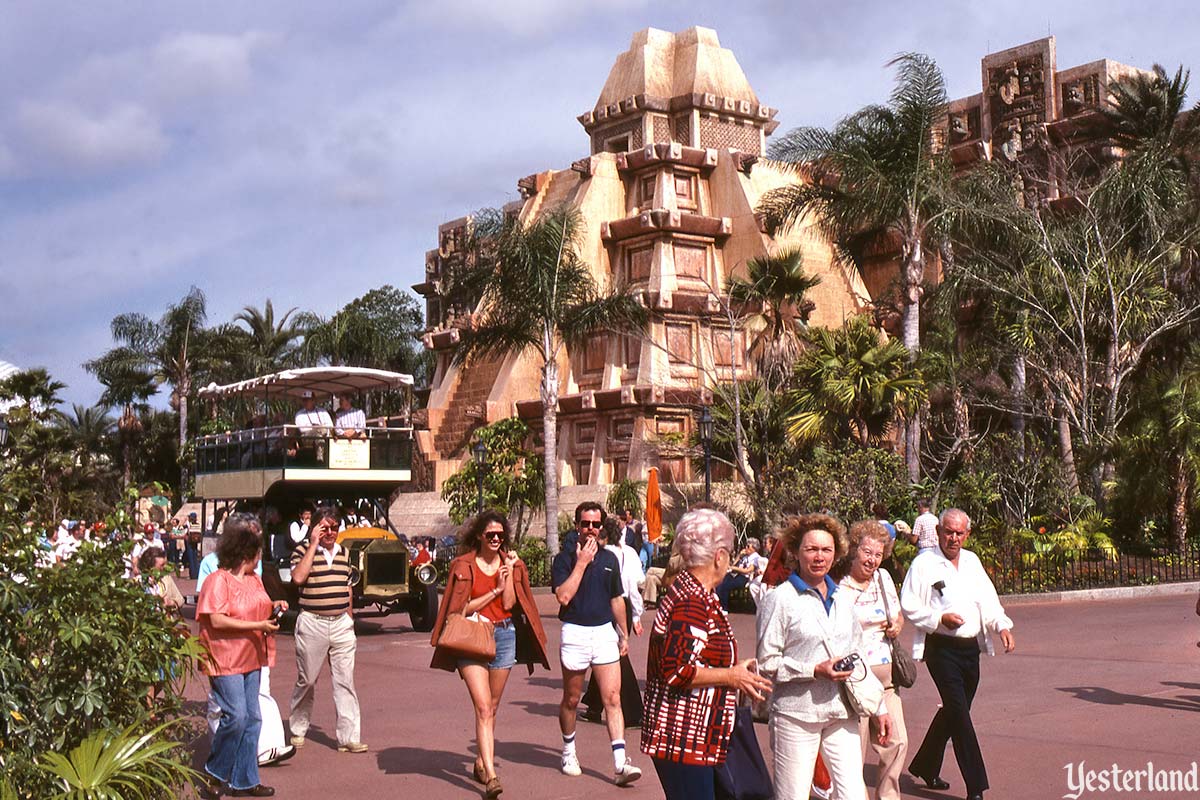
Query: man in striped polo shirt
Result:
<box><xmin>288</xmin><ymin>506</ymin><xmax>367</xmax><ymax>753</ymax></box>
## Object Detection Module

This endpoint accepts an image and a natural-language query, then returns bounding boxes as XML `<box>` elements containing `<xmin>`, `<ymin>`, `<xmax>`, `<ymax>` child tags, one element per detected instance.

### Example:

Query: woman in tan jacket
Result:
<box><xmin>430</xmin><ymin>511</ymin><xmax>549</xmax><ymax>799</ymax></box>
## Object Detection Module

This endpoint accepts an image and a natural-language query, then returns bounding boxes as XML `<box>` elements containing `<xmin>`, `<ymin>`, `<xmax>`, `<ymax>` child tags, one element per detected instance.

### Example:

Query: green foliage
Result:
<box><xmin>516</xmin><ymin>536</ymin><xmax>550</xmax><ymax>587</ymax></box>
<box><xmin>787</xmin><ymin>315</ymin><xmax>925</xmax><ymax>446</ymax></box>
<box><xmin>606</xmin><ymin>479</ymin><xmax>645</xmax><ymax>519</ymax></box>
<box><xmin>773</xmin><ymin>445</ymin><xmax>914</xmax><ymax>530</ymax></box>
<box><xmin>31</xmin><ymin>721</ymin><xmax>199</xmax><ymax>799</ymax></box>
<box><xmin>728</xmin><ymin>248</ymin><xmax>821</xmax><ymax>389</ymax></box>
<box><xmin>440</xmin><ymin>418</ymin><xmax>544</xmax><ymax>540</ymax></box>
<box><xmin>0</xmin><ymin>519</ymin><xmax>203</xmax><ymax>797</ymax></box>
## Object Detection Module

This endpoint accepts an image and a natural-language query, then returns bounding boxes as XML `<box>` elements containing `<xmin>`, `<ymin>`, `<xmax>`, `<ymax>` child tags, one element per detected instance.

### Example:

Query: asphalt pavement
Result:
<box><xmin>178</xmin><ymin>582</ymin><xmax>1200</xmax><ymax>800</ymax></box>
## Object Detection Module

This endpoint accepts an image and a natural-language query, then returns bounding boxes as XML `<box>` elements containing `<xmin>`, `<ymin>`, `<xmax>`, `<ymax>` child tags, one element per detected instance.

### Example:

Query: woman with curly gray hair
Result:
<box><xmin>640</xmin><ymin>508</ymin><xmax>772</xmax><ymax>799</ymax></box>
<box><xmin>756</xmin><ymin>513</ymin><xmax>892</xmax><ymax>800</ymax></box>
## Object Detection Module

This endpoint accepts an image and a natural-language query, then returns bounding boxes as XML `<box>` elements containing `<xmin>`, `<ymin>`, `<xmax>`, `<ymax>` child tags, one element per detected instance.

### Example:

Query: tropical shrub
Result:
<box><xmin>0</xmin><ymin>520</ymin><xmax>203</xmax><ymax>797</ymax></box>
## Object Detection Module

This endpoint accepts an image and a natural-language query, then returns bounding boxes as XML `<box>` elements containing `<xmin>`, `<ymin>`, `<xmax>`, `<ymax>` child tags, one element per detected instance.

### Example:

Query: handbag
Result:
<box><xmin>434</xmin><ymin>612</ymin><xmax>495</xmax><ymax>661</ymax></box>
<box><xmin>714</xmin><ymin>704</ymin><xmax>773</xmax><ymax>800</ymax></box>
<box><xmin>878</xmin><ymin>572</ymin><xmax>918</xmax><ymax>689</ymax></box>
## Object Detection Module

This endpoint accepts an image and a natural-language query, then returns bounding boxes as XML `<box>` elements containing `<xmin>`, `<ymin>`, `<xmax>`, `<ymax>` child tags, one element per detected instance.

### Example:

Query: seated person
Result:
<box><xmin>294</xmin><ymin>391</ymin><xmax>333</xmax><ymax>433</ymax></box>
<box><xmin>334</xmin><ymin>394</ymin><xmax>366</xmax><ymax>438</ymax></box>
<box><xmin>714</xmin><ymin>537</ymin><xmax>766</xmax><ymax>611</ymax></box>
<box><xmin>293</xmin><ymin>391</ymin><xmax>333</xmax><ymax>463</ymax></box>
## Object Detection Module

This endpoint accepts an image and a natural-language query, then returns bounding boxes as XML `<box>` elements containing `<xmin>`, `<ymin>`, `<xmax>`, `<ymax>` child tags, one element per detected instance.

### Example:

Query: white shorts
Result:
<box><xmin>559</xmin><ymin>622</ymin><xmax>619</xmax><ymax>671</ymax></box>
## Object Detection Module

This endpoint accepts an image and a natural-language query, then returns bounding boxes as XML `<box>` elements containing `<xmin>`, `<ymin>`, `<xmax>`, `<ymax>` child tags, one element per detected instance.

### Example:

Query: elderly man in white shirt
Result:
<box><xmin>334</xmin><ymin>394</ymin><xmax>367</xmax><ymax>438</ymax></box>
<box><xmin>900</xmin><ymin>508</ymin><xmax>1015</xmax><ymax>800</ymax></box>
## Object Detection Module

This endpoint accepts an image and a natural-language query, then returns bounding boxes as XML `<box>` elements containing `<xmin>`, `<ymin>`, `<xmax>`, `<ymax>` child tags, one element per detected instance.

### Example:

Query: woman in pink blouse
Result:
<box><xmin>197</xmin><ymin>513</ymin><xmax>287</xmax><ymax>798</ymax></box>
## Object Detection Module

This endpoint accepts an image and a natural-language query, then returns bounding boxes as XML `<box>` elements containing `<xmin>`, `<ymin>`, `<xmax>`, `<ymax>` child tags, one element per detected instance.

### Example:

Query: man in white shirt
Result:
<box><xmin>54</xmin><ymin>522</ymin><xmax>86</xmax><ymax>563</ymax></box>
<box><xmin>334</xmin><ymin>395</ymin><xmax>366</xmax><ymax>438</ymax></box>
<box><xmin>909</xmin><ymin>500</ymin><xmax>940</xmax><ymax>551</ymax></box>
<box><xmin>901</xmin><ymin>508</ymin><xmax>1015</xmax><ymax>800</ymax></box>
<box><xmin>293</xmin><ymin>391</ymin><xmax>333</xmax><ymax>463</ymax></box>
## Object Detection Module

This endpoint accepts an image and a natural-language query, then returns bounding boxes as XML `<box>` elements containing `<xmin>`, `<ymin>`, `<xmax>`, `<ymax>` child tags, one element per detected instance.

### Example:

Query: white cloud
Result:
<box><xmin>149</xmin><ymin>31</ymin><xmax>276</xmax><ymax>104</ymax></box>
<box><xmin>13</xmin><ymin>101</ymin><xmax>168</xmax><ymax>173</ymax></box>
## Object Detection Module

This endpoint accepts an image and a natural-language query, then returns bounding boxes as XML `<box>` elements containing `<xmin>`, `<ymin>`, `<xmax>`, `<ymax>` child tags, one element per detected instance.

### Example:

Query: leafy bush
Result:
<box><xmin>0</xmin><ymin>523</ymin><xmax>203</xmax><ymax>797</ymax></box>
<box><xmin>606</xmin><ymin>479</ymin><xmax>645</xmax><ymax>518</ymax></box>
<box><xmin>440</xmin><ymin>418</ymin><xmax>544</xmax><ymax>541</ymax></box>
<box><xmin>517</xmin><ymin>537</ymin><xmax>550</xmax><ymax>587</ymax></box>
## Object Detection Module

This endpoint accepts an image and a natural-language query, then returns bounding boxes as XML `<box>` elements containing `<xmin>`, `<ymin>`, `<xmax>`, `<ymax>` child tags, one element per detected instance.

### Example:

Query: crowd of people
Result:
<box><xmin>38</xmin><ymin>493</ymin><xmax>1014</xmax><ymax>799</ymax></box>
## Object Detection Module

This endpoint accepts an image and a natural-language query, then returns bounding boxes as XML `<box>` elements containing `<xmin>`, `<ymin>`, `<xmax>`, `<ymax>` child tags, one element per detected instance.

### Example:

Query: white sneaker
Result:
<box><xmin>614</xmin><ymin>760</ymin><xmax>642</xmax><ymax>786</ymax></box>
<box><xmin>810</xmin><ymin>784</ymin><xmax>831</xmax><ymax>800</ymax></box>
<box><xmin>561</xmin><ymin>751</ymin><xmax>581</xmax><ymax>777</ymax></box>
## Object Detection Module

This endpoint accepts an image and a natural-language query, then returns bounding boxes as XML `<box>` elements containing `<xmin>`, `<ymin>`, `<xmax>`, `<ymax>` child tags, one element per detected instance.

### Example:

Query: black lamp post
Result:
<box><xmin>0</xmin><ymin>414</ymin><xmax>8</xmax><ymax>448</ymax></box>
<box><xmin>472</xmin><ymin>439</ymin><xmax>487</xmax><ymax>512</ymax></box>
<box><xmin>698</xmin><ymin>406</ymin><xmax>713</xmax><ymax>503</ymax></box>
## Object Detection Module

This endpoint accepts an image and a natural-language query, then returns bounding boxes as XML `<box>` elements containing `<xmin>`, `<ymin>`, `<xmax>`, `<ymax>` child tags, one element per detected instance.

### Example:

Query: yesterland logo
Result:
<box><xmin>1064</xmin><ymin>761</ymin><xmax>1200</xmax><ymax>798</ymax></box>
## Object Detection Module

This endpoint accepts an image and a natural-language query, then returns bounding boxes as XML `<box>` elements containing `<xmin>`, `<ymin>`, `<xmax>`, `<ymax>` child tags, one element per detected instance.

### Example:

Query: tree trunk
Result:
<box><xmin>541</xmin><ymin>359</ymin><xmax>561</xmax><ymax>557</ymax></box>
<box><xmin>901</xmin><ymin>242</ymin><xmax>922</xmax><ymax>484</ymax></box>
<box><xmin>1011</xmin><ymin>352</ymin><xmax>1027</xmax><ymax>461</ymax></box>
<box><xmin>1170</xmin><ymin>453</ymin><xmax>1189</xmax><ymax>555</ymax></box>
<box><xmin>178</xmin><ymin>373</ymin><xmax>190</xmax><ymax>499</ymax></box>
<box><xmin>1057</xmin><ymin>405</ymin><xmax>1080</xmax><ymax>494</ymax></box>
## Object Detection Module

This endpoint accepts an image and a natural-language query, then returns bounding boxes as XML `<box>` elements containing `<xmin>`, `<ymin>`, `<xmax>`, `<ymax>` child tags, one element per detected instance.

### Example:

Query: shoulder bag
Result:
<box><xmin>878</xmin><ymin>572</ymin><xmax>918</xmax><ymax>689</ymax></box>
<box><xmin>820</xmin><ymin>639</ymin><xmax>884</xmax><ymax>718</ymax></box>
<box><xmin>434</xmin><ymin>612</ymin><xmax>496</xmax><ymax>661</ymax></box>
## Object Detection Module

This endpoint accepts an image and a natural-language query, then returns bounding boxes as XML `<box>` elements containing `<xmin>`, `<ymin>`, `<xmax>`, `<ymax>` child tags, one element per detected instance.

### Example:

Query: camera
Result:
<box><xmin>833</xmin><ymin>653</ymin><xmax>860</xmax><ymax>673</ymax></box>
<box><xmin>270</xmin><ymin>605</ymin><xmax>284</xmax><ymax>624</ymax></box>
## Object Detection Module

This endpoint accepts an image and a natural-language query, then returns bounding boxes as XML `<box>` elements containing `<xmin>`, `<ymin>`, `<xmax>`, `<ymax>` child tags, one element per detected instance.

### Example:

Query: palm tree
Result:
<box><xmin>1102</xmin><ymin>64</ymin><xmax>1200</xmax><ymax>164</ymax></box>
<box><xmin>786</xmin><ymin>314</ymin><xmax>925</xmax><ymax>448</ymax></box>
<box><xmin>760</xmin><ymin>53</ymin><xmax>955</xmax><ymax>481</ymax></box>
<box><xmin>452</xmin><ymin>207</ymin><xmax>647</xmax><ymax>556</ymax></box>
<box><xmin>58</xmin><ymin>403</ymin><xmax>115</xmax><ymax>468</ymax></box>
<box><xmin>728</xmin><ymin>248</ymin><xmax>821</xmax><ymax>389</ymax></box>
<box><xmin>86</xmin><ymin>287</ymin><xmax>212</xmax><ymax>495</ymax></box>
<box><xmin>232</xmin><ymin>299</ymin><xmax>305</xmax><ymax>376</ymax></box>
<box><xmin>0</xmin><ymin>368</ymin><xmax>65</xmax><ymax>419</ymax></box>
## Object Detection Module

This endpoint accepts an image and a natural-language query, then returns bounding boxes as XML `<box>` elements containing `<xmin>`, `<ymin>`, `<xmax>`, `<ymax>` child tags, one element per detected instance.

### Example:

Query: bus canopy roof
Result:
<box><xmin>199</xmin><ymin>366</ymin><xmax>414</xmax><ymax>401</ymax></box>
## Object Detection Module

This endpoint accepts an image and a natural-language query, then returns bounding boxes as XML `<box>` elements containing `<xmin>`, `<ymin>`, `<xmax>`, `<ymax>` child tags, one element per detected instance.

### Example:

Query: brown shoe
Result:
<box><xmin>198</xmin><ymin>775</ymin><xmax>225</xmax><ymax>799</ymax></box>
<box><xmin>229</xmin><ymin>786</ymin><xmax>275</xmax><ymax>798</ymax></box>
<box><xmin>337</xmin><ymin>742</ymin><xmax>369</xmax><ymax>753</ymax></box>
<box><xmin>472</xmin><ymin>761</ymin><xmax>486</xmax><ymax>784</ymax></box>
<box><xmin>484</xmin><ymin>777</ymin><xmax>503</xmax><ymax>799</ymax></box>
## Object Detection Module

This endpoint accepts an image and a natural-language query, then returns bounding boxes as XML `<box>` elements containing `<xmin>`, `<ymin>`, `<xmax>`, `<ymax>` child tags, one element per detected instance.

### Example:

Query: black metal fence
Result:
<box><xmin>988</xmin><ymin>543</ymin><xmax>1200</xmax><ymax>594</ymax></box>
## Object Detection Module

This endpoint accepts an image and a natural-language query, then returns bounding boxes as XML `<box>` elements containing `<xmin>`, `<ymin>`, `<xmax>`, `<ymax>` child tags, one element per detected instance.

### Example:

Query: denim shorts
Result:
<box><xmin>458</xmin><ymin>619</ymin><xmax>517</xmax><ymax>671</ymax></box>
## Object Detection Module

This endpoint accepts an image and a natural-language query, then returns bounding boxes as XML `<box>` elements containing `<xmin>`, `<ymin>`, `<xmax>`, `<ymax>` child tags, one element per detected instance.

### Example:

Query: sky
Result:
<box><xmin>2</xmin><ymin>0</ymin><xmax>1198</xmax><ymax>407</ymax></box>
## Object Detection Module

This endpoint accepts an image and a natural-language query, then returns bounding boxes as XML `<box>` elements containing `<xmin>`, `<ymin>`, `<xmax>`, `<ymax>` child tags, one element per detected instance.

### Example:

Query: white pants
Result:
<box><xmin>207</xmin><ymin>666</ymin><xmax>286</xmax><ymax>760</ymax></box>
<box><xmin>770</xmin><ymin>714</ymin><xmax>867</xmax><ymax>800</ymax></box>
<box><xmin>290</xmin><ymin>611</ymin><xmax>361</xmax><ymax>746</ymax></box>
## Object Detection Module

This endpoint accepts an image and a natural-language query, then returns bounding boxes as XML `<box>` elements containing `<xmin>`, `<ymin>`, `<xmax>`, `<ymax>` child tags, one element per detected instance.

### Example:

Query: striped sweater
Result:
<box><xmin>291</xmin><ymin>542</ymin><xmax>352</xmax><ymax>615</ymax></box>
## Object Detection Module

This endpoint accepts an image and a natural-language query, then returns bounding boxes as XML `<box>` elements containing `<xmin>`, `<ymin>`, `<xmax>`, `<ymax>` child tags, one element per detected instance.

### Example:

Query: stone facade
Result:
<box><xmin>412</xmin><ymin>30</ymin><xmax>1146</xmax><ymax>496</ymax></box>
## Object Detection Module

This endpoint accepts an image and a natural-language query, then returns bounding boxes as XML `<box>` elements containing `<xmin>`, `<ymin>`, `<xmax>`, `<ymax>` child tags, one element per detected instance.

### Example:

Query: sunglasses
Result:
<box><xmin>578</xmin><ymin>520</ymin><xmax>603</xmax><ymax>529</ymax></box>
<box><xmin>484</xmin><ymin>531</ymin><xmax>505</xmax><ymax>541</ymax></box>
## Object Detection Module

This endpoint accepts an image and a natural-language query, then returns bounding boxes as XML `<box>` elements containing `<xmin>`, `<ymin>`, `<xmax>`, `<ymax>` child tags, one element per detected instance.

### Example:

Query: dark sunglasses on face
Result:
<box><xmin>485</xmin><ymin>531</ymin><xmax>505</xmax><ymax>541</ymax></box>
<box><xmin>578</xmin><ymin>520</ymin><xmax>603</xmax><ymax>529</ymax></box>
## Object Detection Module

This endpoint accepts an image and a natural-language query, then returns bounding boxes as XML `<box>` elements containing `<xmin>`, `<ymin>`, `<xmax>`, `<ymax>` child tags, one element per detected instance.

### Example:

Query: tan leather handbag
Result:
<box><xmin>435</xmin><ymin>612</ymin><xmax>496</xmax><ymax>661</ymax></box>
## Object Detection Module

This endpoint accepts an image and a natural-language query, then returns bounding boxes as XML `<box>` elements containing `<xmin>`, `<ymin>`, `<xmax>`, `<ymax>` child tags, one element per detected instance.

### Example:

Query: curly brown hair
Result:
<box><xmin>458</xmin><ymin>510</ymin><xmax>512</xmax><ymax>555</ymax></box>
<box><xmin>137</xmin><ymin>546</ymin><xmax>167</xmax><ymax>574</ymax></box>
<box><xmin>216</xmin><ymin>513</ymin><xmax>263</xmax><ymax>570</ymax></box>
<box><xmin>779</xmin><ymin>513</ymin><xmax>849</xmax><ymax>562</ymax></box>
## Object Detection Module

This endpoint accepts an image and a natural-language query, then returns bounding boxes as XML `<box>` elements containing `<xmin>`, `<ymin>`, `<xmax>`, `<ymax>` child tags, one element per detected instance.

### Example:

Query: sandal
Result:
<box><xmin>484</xmin><ymin>777</ymin><xmax>503</xmax><ymax>799</ymax></box>
<box><xmin>472</xmin><ymin>762</ymin><xmax>486</xmax><ymax>784</ymax></box>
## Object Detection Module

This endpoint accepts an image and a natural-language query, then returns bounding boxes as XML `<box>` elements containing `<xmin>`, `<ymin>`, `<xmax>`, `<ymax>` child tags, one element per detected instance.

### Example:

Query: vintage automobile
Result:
<box><xmin>192</xmin><ymin>366</ymin><xmax>439</xmax><ymax>631</ymax></box>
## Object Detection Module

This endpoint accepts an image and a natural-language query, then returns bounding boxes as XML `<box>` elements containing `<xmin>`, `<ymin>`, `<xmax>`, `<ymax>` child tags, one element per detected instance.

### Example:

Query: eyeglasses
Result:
<box><xmin>485</xmin><ymin>531</ymin><xmax>505</xmax><ymax>541</ymax></box>
<box><xmin>578</xmin><ymin>520</ymin><xmax>603</xmax><ymax>529</ymax></box>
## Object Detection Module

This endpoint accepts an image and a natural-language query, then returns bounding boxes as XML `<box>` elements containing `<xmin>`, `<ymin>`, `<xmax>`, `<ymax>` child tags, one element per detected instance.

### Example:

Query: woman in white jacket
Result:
<box><xmin>756</xmin><ymin>513</ymin><xmax>892</xmax><ymax>799</ymax></box>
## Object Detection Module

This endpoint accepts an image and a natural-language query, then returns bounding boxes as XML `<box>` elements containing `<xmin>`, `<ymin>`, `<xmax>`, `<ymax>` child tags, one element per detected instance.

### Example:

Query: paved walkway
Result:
<box><xmin>181</xmin><ymin>586</ymin><xmax>1200</xmax><ymax>799</ymax></box>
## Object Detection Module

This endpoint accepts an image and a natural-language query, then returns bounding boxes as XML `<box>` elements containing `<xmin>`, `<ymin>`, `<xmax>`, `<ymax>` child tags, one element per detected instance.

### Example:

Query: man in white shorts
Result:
<box><xmin>551</xmin><ymin>502</ymin><xmax>641</xmax><ymax>786</ymax></box>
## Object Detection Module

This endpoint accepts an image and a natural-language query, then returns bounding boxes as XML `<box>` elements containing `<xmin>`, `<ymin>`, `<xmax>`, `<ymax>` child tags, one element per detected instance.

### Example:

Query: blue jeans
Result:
<box><xmin>207</xmin><ymin>670</ymin><xmax>262</xmax><ymax>791</ymax></box>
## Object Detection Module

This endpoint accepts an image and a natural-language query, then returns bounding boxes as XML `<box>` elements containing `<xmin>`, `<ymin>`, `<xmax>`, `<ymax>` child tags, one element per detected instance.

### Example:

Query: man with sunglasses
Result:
<box><xmin>551</xmin><ymin>502</ymin><xmax>642</xmax><ymax>786</ymax></box>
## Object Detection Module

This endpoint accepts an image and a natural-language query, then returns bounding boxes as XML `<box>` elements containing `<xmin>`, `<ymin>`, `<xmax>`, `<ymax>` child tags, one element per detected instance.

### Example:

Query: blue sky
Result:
<box><xmin>1</xmin><ymin>0</ymin><xmax>1197</xmax><ymax>406</ymax></box>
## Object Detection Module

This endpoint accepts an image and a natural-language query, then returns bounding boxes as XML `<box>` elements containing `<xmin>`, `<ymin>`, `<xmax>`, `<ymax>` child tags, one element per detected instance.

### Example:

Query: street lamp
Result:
<box><xmin>472</xmin><ymin>439</ymin><xmax>488</xmax><ymax>513</ymax></box>
<box><xmin>698</xmin><ymin>406</ymin><xmax>713</xmax><ymax>503</ymax></box>
<box><xmin>0</xmin><ymin>414</ymin><xmax>8</xmax><ymax>448</ymax></box>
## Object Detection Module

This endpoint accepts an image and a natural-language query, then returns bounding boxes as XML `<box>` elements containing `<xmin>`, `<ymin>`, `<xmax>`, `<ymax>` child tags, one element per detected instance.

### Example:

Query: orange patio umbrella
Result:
<box><xmin>645</xmin><ymin>467</ymin><xmax>662</xmax><ymax>542</ymax></box>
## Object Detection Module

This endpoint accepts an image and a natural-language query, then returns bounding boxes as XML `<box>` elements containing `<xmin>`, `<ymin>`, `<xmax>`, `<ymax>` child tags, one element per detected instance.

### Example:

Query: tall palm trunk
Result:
<box><xmin>901</xmin><ymin>236</ymin><xmax>923</xmax><ymax>483</ymax></box>
<box><xmin>1171</xmin><ymin>452</ymin><xmax>1189</xmax><ymax>555</ymax></box>
<box><xmin>1011</xmin><ymin>352</ymin><xmax>1027</xmax><ymax>460</ymax></box>
<box><xmin>541</xmin><ymin>355</ymin><xmax>561</xmax><ymax>557</ymax></box>
<box><xmin>1057</xmin><ymin>404</ymin><xmax>1080</xmax><ymax>494</ymax></box>
<box><xmin>177</xmin><ymin>372</ymin><xmax>190</xmax><ymax>499</ymax></box>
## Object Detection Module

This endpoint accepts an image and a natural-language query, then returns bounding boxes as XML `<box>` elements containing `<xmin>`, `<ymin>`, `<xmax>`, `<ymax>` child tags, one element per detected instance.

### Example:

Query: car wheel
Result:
<box><xmin>409</xmin><ymin>583</ymin><xmax>439</xmax><ymax>632</ymax></box>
